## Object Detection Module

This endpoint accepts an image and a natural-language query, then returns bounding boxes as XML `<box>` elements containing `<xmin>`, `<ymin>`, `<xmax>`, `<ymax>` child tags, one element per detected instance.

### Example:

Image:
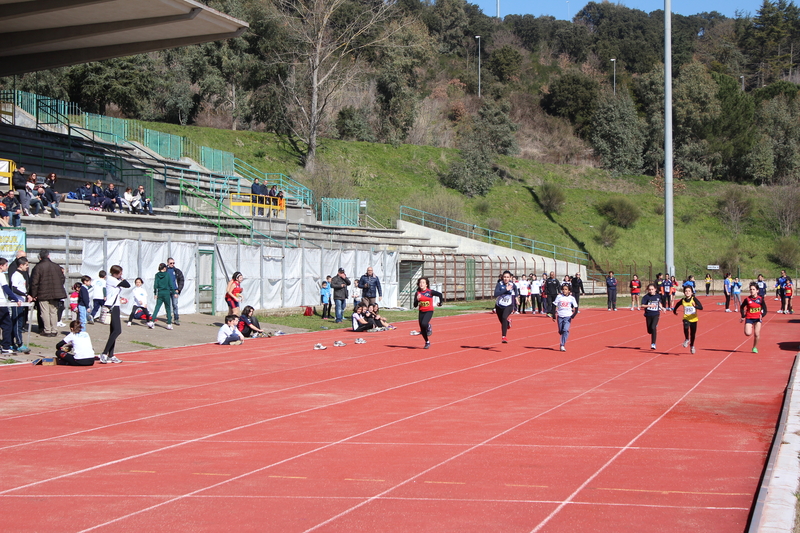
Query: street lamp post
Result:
<box><xmin>611</xmin><ymin>58</ymin><xmax>616</xmax><ymax>95</ymax></box>
<box><xmin>476</xmin><ymin>35</ymin><xmax>481</xmax><ymax>98</ymax></box>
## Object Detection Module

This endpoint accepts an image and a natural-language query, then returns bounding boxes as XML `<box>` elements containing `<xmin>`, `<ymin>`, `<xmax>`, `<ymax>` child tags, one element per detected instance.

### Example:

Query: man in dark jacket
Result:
<box><xmin>571</xmin><ymin>272</ymin><xmax>585</xmax><ymax>309</ymax></box>
<box><xmin>544</xmin><ymin>271</ymin><xmax>560</xmax><ymax>317</ymax></box>
<box><xmin>329</xmin><ymin>268</ymin><xmax>351</xmax><ymax>323</ymax></box>
<box><xmin>11</xmin><ymin>166</ymin><xmax>30</xmax><ymax>215</ymax></box>
<box><xmin>29</xmin><ymin>250</ymin><xmax>67</xmax><ymax>336</ymax></box>
<box><xmin>2</xmin><ymin>191</ymin><xmax>22</xmax><ymax>227</ymax></box>
<box><xmin>102</xmin><ymin>183</ymin><xmax>123</xmax><ymax>212</ymax></box>
<box><xmin>166</xmin><ymin>258</ymin><xmax>185</xmax><ymax>326</ymax></box>
<box><xmin>358</xmin><ymin>267</ymin><xmax>383</xmax><ymax>306</ymax></box>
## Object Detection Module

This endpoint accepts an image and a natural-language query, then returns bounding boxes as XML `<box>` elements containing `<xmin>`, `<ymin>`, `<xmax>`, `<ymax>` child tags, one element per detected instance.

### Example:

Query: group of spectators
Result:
<box><xmin>74</xmin><ymin>180</ymin><xmax>153</xmax><ymax>215</ymax></box>
<box><xmin>1</xmin><ymin>167</ymin><xmax>64</xmax><ymax>226</ymax></box>
<box><xmin>250</xmin><ymin>178</ymin><xmax>284</xmax><ymax>218</ymax></box>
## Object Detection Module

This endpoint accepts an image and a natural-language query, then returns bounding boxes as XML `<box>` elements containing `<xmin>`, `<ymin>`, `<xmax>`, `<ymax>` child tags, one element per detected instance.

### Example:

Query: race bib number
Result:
<box><xmin>498</xmin><ymin>295</ymin><xmax>512</xmax><ymax>307</ymax></box>
<box><xmin>684</xmin><ymin>306</ymin><xmax>695</xmax><ymax>315</ymax></box>
<box><xmin>419</xmin><ymin>300</ymin><xmax>431</xmax><ymax>308</ymax></box>
<box><xmin>647</xmin><ymin>301</ymin><xmax>659</xmax><ymax>310</ymax></box>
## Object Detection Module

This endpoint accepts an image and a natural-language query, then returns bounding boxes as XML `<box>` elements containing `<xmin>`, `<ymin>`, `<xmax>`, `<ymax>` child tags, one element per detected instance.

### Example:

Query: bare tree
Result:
<box><xmin>717</xmin><ymin>189</ymin><xmax>753</xmax><ymax>236</ymax></box>
<box><xmin>271</xmin><ymin>0</ymin><xmax>399</xmax><ymax>172</ymax></box>
<box><xmin>769</xmin><ymin>186</ymin><xmax>800</xmax><ymax>236</ymax></box>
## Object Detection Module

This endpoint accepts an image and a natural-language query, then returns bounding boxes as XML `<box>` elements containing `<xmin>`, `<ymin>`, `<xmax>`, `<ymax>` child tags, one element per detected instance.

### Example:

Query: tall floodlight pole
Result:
<box><xmin>664</xmin><ymin>0</ymin><xmax>674</xmax><ymax>277</ymax></box>
<box><xmin>497</xmin><ymin>0</ymin><xmax>500</xmax><ymax>18</ymax></box>
<box><xmin>611</xmin><ymin>58</ymin><xmax>616</xmax><ymax>95</ymax></box>
<box><xmin>566</xmin><ymin>0</ymin><xmax>570</xmax><ymax>19</ymax></box>
<box><xmin>476</xmin><ymin>36</ymin><xmax>481</xmax><ymax>98</ymax></box>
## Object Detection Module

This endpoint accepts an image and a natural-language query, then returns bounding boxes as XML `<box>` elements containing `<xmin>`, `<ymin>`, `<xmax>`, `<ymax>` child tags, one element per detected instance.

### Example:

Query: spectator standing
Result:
<box><xmin>0</xmin><ymin>258</ymin><xmax>18</xmax><ymax>354</ymax></box>
<box><xmin>268</xmin><ymin>185</ymin><xmax>278</xmax><ymax>217</ymax></box>
<box><xmin>99</xmin><ymin>265</ymin><xmax>130</xmax><ymax>363</ymax></box>
<box><xmin>166</xmin><ymin>257</ymin><xmax>184</xmax><ymax>326</ymax></box>
<box><xmin>29</xmin><ymin>250</ymin><xmax>67</xmax><ymax>337</ymax></box>
<box><xmin>150</xmin><ymin>263</ymin><xmax>175</xmax><ymax>330</ymax></box>
<box><xmin>606</xmin><ymin>271</ymin><xmax>618</xmax><ymax>311</ymax></box>
<box><xmin>571</xmin><ymin>272</ymin><xmax>585</xmax><ymax>310</ymax></box>
<box><xmin>544</xmin><ymin>272</ymin><xmax>560</xmax><ymax>316</ymax></box>
<box><xmin>91</xmin><ymin>270</ymin><xmax>106</xmax><ymax>319</ymax></box>
<box><xmin>357</xmin><ymin>266</ymin><xmax>382</xmax><ymax>307</ymax></box>
<box><xmin>320</xmin><ymin>280</ymin><xmax>332</xmax><ymax>319</ymax></box>
<box><xmin>251</xmin><ymin>178</ymin><xmax>262</xmax><ymax>217</ymax></box>
<box><xmin>78</xmin><ymin>275</ymin><xmax>92</xmax><ymax>330</ymax></box>
<box><xmin>330</xmin><ymin>268</ymin><xmax>350</xmax><ymax>323</ymax></box>
<box><xmin>10</xmin><ymin>257</ymin><xmax>31</xmax><ymax>351</ymax></box>
<box><xmin>11</xmin><ymin>166</ymin><xmax>31</xmax><ymax>215</ymax></box>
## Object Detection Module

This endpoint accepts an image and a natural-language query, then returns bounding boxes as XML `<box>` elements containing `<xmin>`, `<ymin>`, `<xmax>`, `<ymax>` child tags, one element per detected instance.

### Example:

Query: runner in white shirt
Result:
<box><xmin>516</xmin><ymin>275</ymin><xmax>531</xmax><ymax>314</ymax></box>
<box><xmin>552</xmin><ymin>284</ymin><xmax>578</xmax><ymax>351</ymax></box>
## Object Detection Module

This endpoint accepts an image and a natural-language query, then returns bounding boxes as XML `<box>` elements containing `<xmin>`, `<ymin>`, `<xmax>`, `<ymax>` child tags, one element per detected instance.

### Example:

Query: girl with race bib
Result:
<box><xmin>629</xmin><ymin>274</ymin><xmax>641</xmax><ymax>311</ymax></box>
<box><xmin>414</xmin><ymin>277</ymin><xmax>443</xmax><ymax>349</ymax></box>
<box><xmin>673</xmin><ymin>285</ymin><xmax>704</xmax><ymax>354</ymax></box>
<box><xmin>495</xmin><ymin>271</ymin><xmax>516</xmax><ymax>343</ymax></box>
<box><xmin>552</xmin><ymin>284</ymin><xmax>578</xmax><ymax>351</ymax></box>
<box><xmin>641</xmin><ymin>284</ymin><xmax>664</xmax><ymax>350</ymax></box>
<box><xmin>741</xmin><ymin>282</ymin><xmax>767</xmax><ymax>353</ymax></box>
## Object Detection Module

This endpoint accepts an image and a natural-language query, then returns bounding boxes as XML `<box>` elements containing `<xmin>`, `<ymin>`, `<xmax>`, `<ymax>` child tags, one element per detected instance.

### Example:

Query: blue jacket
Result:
<box><xmin>358</xmin><ymin>274</ymin><xmax>382</xmax><ymax>298</ymax></box>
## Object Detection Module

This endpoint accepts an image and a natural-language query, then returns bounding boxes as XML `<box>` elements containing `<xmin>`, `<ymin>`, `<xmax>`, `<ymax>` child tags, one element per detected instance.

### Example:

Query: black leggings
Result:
<box><xmin>531</xmin><ymin>294</ymin><xmax>542</xmax><ymax>313</ymax></box>
<box><xmin>102</xmin><ymin>307</ymin><xmax>122</xmax><ymax>357</ymax></box>
<box><xmin>418</xmin><ymin>311</ymin><xmax>433</xmax><ymax>342</ymax></box>
<box><xmin>683</xmin><ymin>320</ymin><xmax>698</xmax><ymax>346</ymax></box>
<box><xmin>519</xmin><ymin>295</ymin><xmax>528</xmax><ymax>313</ymax></box>
<box><xmin>496</xmin><ymin>305</ymin><xmax>513</xmax><ymax>336</ymax></box>
<box><xmin>127</xmin><ymin>305</ymin><xmax>150</xmax><ymax>323</ymax></box>
<box><xmin>607</xmin><ymin>289</ymin><xmax>617</xmax><ymax>310</ymax></box>
<box><xmin>645</xmin><ymin>314</ymin><xmax>659</xmax><ymax>345</ymax></box>
<box><xmin>724</xmin><ymin>292</ymin><xmax>731</xmax><ymax>310</ymax></box>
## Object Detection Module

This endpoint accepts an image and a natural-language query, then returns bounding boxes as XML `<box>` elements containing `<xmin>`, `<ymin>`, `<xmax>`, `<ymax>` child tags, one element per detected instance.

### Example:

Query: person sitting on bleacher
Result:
<box><xmin>88</xmin><ymin>180</ymin><xmax>104</xmax><ymax>210</ymax></box>
<box><xmin>2</xmin><ymin>191</ymin><xmax>22</xmax><ymax>227</ymax></box>
<box><xmin>121</xmin><ymin>187</ymin><xmax>137</xmax><ymax>213</ymax></box>
<box><xmin>27</xmin><ymin>176</ymin><xmax>45</xmax><ymax>216</ymax></box>
<box><xmin>134</xmin><ymin>185</ymin><xmax>154</xmax><ymax>215</ymax></box>
<box><xmin>101</xmin><ymin>183</ymin><xmax>123</xmax><ymax>213</ymax></box>
<box><xmin>75</xmin><ymin>182</ymin><xmax>92</xmax><ymax>201</ymax></box>
<box><xmin>37</xmin><ymin>186</ymin><xmax>60</xmax><ymax>218</ymax></box>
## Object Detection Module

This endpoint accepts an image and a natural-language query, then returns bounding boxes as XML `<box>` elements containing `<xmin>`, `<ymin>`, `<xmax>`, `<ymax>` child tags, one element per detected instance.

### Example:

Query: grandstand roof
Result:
<box><xmin>0</xmin><ymin>0</ymin><xmax>249</xmax><ymax>77</ymax></box>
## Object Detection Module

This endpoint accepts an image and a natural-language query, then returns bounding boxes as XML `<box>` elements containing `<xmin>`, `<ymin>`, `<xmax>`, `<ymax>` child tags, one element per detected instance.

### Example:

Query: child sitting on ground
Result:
<box><xmin>238</xmin><ymin>306</ymin><xmax>269</xmax><ymax>338</ymax></box>
<box><xmin>352</xmin><ymin>304</ymin><xmax>373</xmax><ymax>332</ymax></box>
<box><xmin>55</xmin><ymin>320</ymin><xmax>95</xmax><ymax>366</ymax></box>
<box><xmin>127</xmin><ymin>277</ymin><xmax>152</xmax><ymax>327</ymax></box>
<box><xmin>218</xmin><ymin>314</ymin><xmax>244</xmax><ymax>345</ymax></box>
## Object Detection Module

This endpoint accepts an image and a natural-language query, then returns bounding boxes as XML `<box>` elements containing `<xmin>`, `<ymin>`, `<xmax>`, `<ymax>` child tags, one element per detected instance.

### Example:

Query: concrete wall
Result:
<box><xmin>397</xmin><ymin>220</ymin><xmax>586</xmax><ymax>278</ymax></box>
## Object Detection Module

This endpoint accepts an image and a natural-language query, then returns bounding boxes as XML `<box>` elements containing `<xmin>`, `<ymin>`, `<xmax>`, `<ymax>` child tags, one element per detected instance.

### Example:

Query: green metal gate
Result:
<box><xmin>320</xmin><ymin>198</ymin><xmax>359</xmax><ymax>227</ymax></box>
<box><xmin>465</xmin><ymin>257</ymin><xmax>475</xmax><ymax>301</ymax></box>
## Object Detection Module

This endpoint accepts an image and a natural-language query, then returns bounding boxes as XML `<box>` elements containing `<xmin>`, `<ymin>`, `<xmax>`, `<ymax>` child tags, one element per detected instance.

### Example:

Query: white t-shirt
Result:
<box><xmin>131</xmin><ymin>286</ymin><xmax>148</xmax><ymax>307</ymax></box>
<box><xmin>104</xmin><ymin>276</ymin><xmax>124</xmax><ymax>307</ymax></box>
<box><xmin>352</xmin><ymin>312</ymin><xmax>363</xmax><ymax>330</ymax></box>
<box><xmin>10</xmin><ymin>271</ymin><xmax>26</xmax><ymax>297</ymax></box>
<box><xmin>62</xmin><ymin>331</ymin><xmax>95</xmax><ymax>360</ymax></box>
<box><xmin>92</xmin><ymin>278</ymin><xmax>106</xmax><ymax>301</ymax></box>
<box><xmin>217</xmin><ymin>323</ymin><xmax>242</xmax><ymax>344</ymax></box>
<box><xmin>530</xmin><ymin>280</ymin><xmax>542</xmax><ymax>295</ymax></box>
<box><xmin>554</xmin><ymin>294</ymin><xmax>578</xmax><ymax>318</ymax></box>
<box><xmin>516</xmin><ymin>280</ymin><xmax>531</xmax><ymax>296</ymax></box>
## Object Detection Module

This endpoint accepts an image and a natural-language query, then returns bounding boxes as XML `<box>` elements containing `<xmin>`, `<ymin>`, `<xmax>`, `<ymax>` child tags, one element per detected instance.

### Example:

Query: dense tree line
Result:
<box><xmin>4</xmin><ymin>0</ymin><xmax>800</xmax><ymax>186</ymax></box>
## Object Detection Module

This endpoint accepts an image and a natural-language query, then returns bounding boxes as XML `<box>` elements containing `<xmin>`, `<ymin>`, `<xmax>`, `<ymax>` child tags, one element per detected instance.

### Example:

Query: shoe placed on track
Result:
<box><xmin>355</xmin><ymin>338</ymin><xmax>366</xmax><ymax>344</ymax></box>
<box><xmin>333</xmin><ymin>340</ymin><xmax>346</xmax><ymax>347</ymax></box>
<box><xmin>314</xmin><ymin>343</ymin><xmax>327</xmax><ymax>350</ymax></box>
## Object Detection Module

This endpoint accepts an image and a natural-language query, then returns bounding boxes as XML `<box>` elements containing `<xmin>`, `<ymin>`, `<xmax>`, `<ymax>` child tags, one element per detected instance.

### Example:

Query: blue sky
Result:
<box><xmin>475</xmin><ymin>0</ymin><xmax>766</xmax><ymax>20</ymax></box>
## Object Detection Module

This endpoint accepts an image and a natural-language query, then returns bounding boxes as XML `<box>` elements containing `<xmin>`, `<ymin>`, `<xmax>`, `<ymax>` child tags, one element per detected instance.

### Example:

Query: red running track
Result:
<box><xmin>0</xmin><ymin>297</ymin><xmax>796</xmax><ymax>532</ymax></box>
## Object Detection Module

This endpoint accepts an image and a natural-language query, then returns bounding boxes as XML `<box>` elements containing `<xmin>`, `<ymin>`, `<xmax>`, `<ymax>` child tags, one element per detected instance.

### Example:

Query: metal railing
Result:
<box><xmin>233</xmin><ymin>159</ymin><xmax>313</xmax><ymax>207</ymax></box>
<box><xmin>319</xmin><ymin>197</ymin><xmax>359</xmax><ymax>226</ymax></box>
<box><xmin>178</xmin><ymin>180</ymin><xmax>292</xmax><ymax>248</ymax></box>
<box><xmin>399</xmin><ymin>206</ymin><xmax>590</xmax><ymax>265</ymax></box>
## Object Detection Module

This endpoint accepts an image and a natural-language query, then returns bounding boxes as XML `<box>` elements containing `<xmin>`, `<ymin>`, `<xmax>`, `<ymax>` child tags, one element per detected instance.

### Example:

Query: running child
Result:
<box><xmin>741</xmin><ymin>282</ymin><xmax>767</xmax><ymax>353</ymax></box>
<box><xmin>495</xmin><ymin>271</ymin><xmax>516</xmax><ymax>343</ymax></box>
<box><xmin>413</xmin><ymin>277</ymin><xmax>443</xmax><ymax>349</ymax></box>
<box><xmin>673</xmin><ymin>285</ymin><xmax>704</xmax><ymax>354</ymax></box>
<box><xmin>552</xmin><ymin>284</ymin><xmax>578</xmax><ymax>351</ymax></box>
<box><xmin>642</xmin><ymin>283</ymin><xmax>664</xmax><ymax>350</ymax></box>
<box><xmin>629</xmin><ymin>274</ymin><xmax>641</xmax><ymax>311</ymax></box>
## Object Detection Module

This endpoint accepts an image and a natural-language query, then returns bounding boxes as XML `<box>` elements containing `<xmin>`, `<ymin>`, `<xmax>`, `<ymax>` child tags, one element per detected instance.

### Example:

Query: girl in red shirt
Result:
<box><xmin>629</xmin><ymin>275</ymin><xmax>641</xmax><ymax>311</ymax></box>
<box><xmin>414</xmin><ymin>277</ymin><xmax>443</xmax><ymax>349</ymax></box>
<box><xmin>740</xmin><ymin>282</ymin><xmax>767</xmax><ymax>353</ymax></box>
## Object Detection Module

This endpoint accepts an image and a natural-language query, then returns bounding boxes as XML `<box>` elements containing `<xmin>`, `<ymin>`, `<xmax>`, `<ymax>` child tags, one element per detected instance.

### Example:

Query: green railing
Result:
<box><xmin>399</xmin><ymin>206</ymin><xmax>590</xmax><ymax>265</ymax></box>
<box><xmin>320</xmin><ymin>197</ymin><xmax>359</xmax><ymax>226</ymax></box>
<box><xmin>178</xmin><ymin>180</ymin><xmax>292</xmax><ymax>248</ymax></box>
<box><xmin>234</xmin><ymin>159</ymin><xmax>314</xmax><ymax>207</ymax></box>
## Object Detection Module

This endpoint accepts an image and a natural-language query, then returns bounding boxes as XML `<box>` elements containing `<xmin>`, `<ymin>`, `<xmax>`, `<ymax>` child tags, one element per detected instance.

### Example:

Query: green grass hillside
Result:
<box><xmin>147</xmin><ymin>121</ymin><xmax>796</xmax><ymax>278</ymax></box>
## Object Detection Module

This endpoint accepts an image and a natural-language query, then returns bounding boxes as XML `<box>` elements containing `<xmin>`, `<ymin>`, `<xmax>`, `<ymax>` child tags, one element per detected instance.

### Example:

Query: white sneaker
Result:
<box><xmin>57</xmin><ymin>322</ymin><xmax>66</xmax><ymax>327</ymax></box>
<box><xmin>691</xmin><ymin>346</ymin><xmax>696</xmax><ymax>354</ymax></box>
<box><xmin>127</xmin><ymin>322</ymin><xmax>132</xmax><ymax>327</ymax></box>
<box><xmin>110</xmin><ymin>356</ymin><xmax>122</xmax><ymax>363</ymax></box>
<box><xmin>777</xmin><ymin>310</ymin><xmax>783</xmax><ymax>314</ymax></box>
<box><xmin>650</xmin><ymin>344</ymin><xmax>656</xmax><ymax>350</ymax></box>
<box><xmin>99</xmin><ymin>353</ymin><xmax>108</xmax><ymax>364</ymax></box>
<box><xmin>166</xmin><ymin>324</ymin><xmax>173</xmax><ymax>330</ymax></box>
<box><xmin>683</xmin><ymin>339</ymin><xmax>690</xmax><ymax>348</ymax></box>
<box><xmin>147</xmin><ymin>321</ymin><xmax>154</xmax><ymax>329</ymax></box>
<box><xmin>410</xmin><ymin>330</ymin><xmax>420</xmax><ymax>336</ymax></box>
<box><xmin>560</xmin><ymin>345</ymin><xmax>566</xmax><ymax>351</ymax></box>
<box><xmin>333</xmin><ymin>340</ymin><xmax>346</xmax><ymax>347</ymax></box>
<box><xmin>355</xmin><ymin>338</ymin><xmax>366</xmax><ymax>344</ymax></box>
<box><xmin>725</xmin><ymin>309</ymin><xmax>732</xmax><ymax>312</ymax></box>
<box><xmin>314</xmin><ymin>343</ymin><xmax>327</xmax><ymax>350</ymax></box>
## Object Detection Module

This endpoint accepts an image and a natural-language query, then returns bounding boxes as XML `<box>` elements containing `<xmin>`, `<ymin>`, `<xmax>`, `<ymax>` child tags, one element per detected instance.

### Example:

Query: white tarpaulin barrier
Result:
<box><xmin>81</xmin><ymin>240</ymin><xmax>399</xmax><ymax>315</ymax></box>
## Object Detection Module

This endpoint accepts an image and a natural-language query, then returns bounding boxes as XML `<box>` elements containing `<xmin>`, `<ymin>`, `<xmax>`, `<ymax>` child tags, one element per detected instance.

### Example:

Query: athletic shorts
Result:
<box><xmin>745</xmin><ymin>318</ymin><xmax>762</xmax><ymax>325</ymax></box>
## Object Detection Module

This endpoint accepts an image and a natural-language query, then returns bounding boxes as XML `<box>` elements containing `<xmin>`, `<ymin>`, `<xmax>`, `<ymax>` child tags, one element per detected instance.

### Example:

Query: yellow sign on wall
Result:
<box><xmin>0</xmin><ymin>158</ymin><xmax>14</xmax><ymax>187</ymax></box>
